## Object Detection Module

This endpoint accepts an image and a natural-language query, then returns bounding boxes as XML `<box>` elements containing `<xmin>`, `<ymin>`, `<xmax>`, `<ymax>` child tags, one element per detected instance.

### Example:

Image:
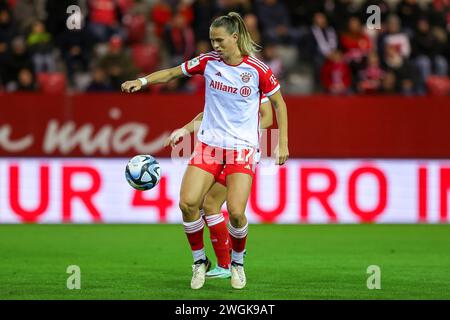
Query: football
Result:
<box><xmin>125</xmin><ymin>155</ymin><xmax>161</xmax><ymax>190</ymax></box>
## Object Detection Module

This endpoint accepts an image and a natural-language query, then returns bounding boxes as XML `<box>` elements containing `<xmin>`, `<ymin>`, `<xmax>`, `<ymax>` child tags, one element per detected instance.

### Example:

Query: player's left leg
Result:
<box><xmin>225</xmin><ymin>172</ymin><xmax>253</xmax><ymax>289</ymax></box>
<box><xmin>202</xmin><ymin>181</ymin><xmax>231</xmax><ymax>278</ymax></box>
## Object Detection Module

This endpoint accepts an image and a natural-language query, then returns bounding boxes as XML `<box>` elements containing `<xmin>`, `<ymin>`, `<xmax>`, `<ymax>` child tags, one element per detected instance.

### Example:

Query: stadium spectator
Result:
<box><xmin>243</xmin><ymin>13</ymin><xmax>261</xmax><ymax>46</ymax></box>
<box><xmin>97</xmin><ymin>35</ymin><xmax>138</xmax><ymax>90</ymax></box>
<box><xmin>332</xmin><ymin>0</ymin><xmax>361</xmax><ymax>32</ymax></box>
<box><xmin>192</xmin><ymin>0</ymin><xmax>218</xmax><ymax>42</ymax></box>
<box><xmin>0</xmin><ymin>6</ymin><xmax>15</xmax><ymax>85</ymax></box>
<box><xmin>426</xmin><ymin>0</ymin><xmax>450</xmax><ymax>30</ymax></box>
<box><xmin>27</xmin><ymin>20</ymin><xmax>56</xmax><ymax>73</ymax></box>
<box><xmin>255</xmin><ymin>0</ymin><xmax>299</xmax><ymax>45</ymax></box>
<box><xmin>86</xmin><ymin>66</ymin><xmax>114</xmax><ymax>92</ymax></box>
<box><xmin>16</xmin><ymin>67</ymin><xmax>36</xmax><ymax>91</ymax></box>
<box><xmin>117</xmin><ymin>0</ymin><xmax>135</xmax><ymax>15</ymax></box>
<box><xmin>339</xmin><ymin>15</ymin><xmax>372</xmax><ymax>83</ymax></box>
<box><xmin>87</xmin><ymin>0</ymin><xmax>126</xmax><ymax>43</ymax></box>
<box><xmin>378</xmin><ymin>14</ymin><xmax>411</xmax><ymax>65</ymax></box>
<box><xmin>3</xmin><ymin>36</ymin><xmax>32</xmax><ymax>88</ymax></box>
<box><xmin>284</xmin><ymin>0</ymin><xmax>330</xmax><ymax>27</ymax></box>
<box><xmin>215</xmin><ymin>0</ymin><xmax>254</xmax><ymax>17</ymax></box>
<box><xmin>396</xmin><ymin>0</ymin><xmax>424</xmax><ymax>36</ymax></box>
<box><xmin>412</xmin><ymin>17</ymin><xmax>448</xmax><ymax>94</ymax></box>
<box><xmin>357</xmin><ymin>51</ymin><xmax>385</xmax><ymax>94</ymax></box>
<box><xmin>122</xmin><ymin>0</ymin><xmax>152</xmax><ymax>44</ymax></box>
<box><xmin>304</xmin><ymin>11</ymin><xmax>338</xmax><ymax>90</ymax></box>
<box><xmin>380</xmin><ymin>70</ymin><xmax>397</xmax><ymax>94</ymax></box>
<box><xmin>151</xmin><ymin>0</ymin><xmax>172</xmax><ymax>39</ymax></box>
<box><xmin>383</xmin><ymin>43</ymin><xmax>416</xmax><ymax>94</ymax></box>
<box><xmin>126</xmin><ymin>0</ymin><xmax>152</xmax><ymax>17</ymax></box>
<box><xmin>13</xmin><ymin>0</ymin><xmax>46</xmax><ymax>34</ymax></box>
<box><xmin>307</xmin><ymin>12</ymin><xmax>337</xmax><ymax>59</ymax></box>
<box><xmin>45</xmin><ymin>0</ymin><xmax>79</xmax><ymax>41</ymax></box>
<box><xmin>59</xmin><ymin>27</ymin><xmax>93</xmax><ymax>86</ymax></box>
<box><xmin>176</xmin><ymin>0</ymin><xmax>194</xmax><ymax>26</ymax></box>
<box><xmin>320</xmin><ymin>49</ymin><xmax>352</xmax><ymax>95</ymax></box>
<box><xmin>163</xmin><ymin>12</ymin><xmax>195</xmax><ymax>66</ymax></box>
<box><xmin>262</xmin><ymin>42</ymin><xmax>283</xmax><ymax>79</ymax></box>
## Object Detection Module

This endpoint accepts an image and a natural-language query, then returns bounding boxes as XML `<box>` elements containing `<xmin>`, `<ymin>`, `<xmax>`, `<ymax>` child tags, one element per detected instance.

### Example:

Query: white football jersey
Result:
<box><xmin>181</xmin><ymin>51</ymin><xmax>280</xmax><ymax>149</ymax></box>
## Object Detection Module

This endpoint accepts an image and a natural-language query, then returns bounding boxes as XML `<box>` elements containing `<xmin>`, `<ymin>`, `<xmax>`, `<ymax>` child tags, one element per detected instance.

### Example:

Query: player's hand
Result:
<box><xmin>121</xmin><ymin>79</ymin><xmax>142</xmax><ymax>93</ymax></box>
<box><xmin>275</xmin><ymin>143</ymin><xmax>289</xmax><ymax>165</ymax></box>
<box><xmin>164</xmin><ymin>128</ymin><xmax>188</xmax><ymax>148</ymax></box>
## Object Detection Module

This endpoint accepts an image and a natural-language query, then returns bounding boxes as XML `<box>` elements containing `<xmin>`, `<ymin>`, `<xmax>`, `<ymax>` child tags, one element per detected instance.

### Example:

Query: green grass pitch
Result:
<box><xmin>0</xmin><ymin>224</ymin><xmax>449</xmax><ymax>300</ymax></box>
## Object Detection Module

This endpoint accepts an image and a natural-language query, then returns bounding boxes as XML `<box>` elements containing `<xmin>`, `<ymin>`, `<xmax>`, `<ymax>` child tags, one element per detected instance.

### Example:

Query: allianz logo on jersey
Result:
<box><xmin>210</xmin><ymin>79</ymin><xmax>238</xmax><ymax>94</ymax></box>
<box><xmin>210</xmin><ymin>80</ymin><xmax>252</xmax><ymax>97</ymax></box>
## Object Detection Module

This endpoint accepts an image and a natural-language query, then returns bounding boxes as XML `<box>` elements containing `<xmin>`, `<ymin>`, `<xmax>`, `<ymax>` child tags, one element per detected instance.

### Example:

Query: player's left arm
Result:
<box><xmin>164</xmin><ymin>112</ymin><xmax>204</xmax><ymax>148</ymax></box>
<box><xmin>183</xmin><ymin>112</ymin><xmax>204</xmax><ymax>134</ymax></box>
<box><xmin>259</xmin><ymin>100</ymin><xmax>273</xmax><ymax>129</ymax></box>
<box><xmin>268</xmin><ymin>90</ymin><xmax>289</xmax><ymax>165</ymax></box>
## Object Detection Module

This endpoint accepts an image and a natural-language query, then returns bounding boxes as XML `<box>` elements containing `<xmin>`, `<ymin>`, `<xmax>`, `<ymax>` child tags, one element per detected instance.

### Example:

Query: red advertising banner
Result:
<box><xmin>1</xmin><ymin>94</ymin><xmax>449</xmax><ymax>158</ymax></box>
<box><xmin>1</xmin><ymin>158</ymin><xmax>449</xmax><ymax>224</ymax></box>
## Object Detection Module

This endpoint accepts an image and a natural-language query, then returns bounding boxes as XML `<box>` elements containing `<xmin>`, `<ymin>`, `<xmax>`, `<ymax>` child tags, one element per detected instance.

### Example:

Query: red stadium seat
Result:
<box><xmin>37</xmin><ymin>73</ymin><xmax>67</xmax><ymax>94</ymax></box>
<box><xmin>426</xmin><ymin>76</ymin><xmax>450</xmax><ymax>96</ymax></box>
<box><xmin>131</xmin><ymin>44</ymin><xmax>160</xmax><ymax>74</ymax></box>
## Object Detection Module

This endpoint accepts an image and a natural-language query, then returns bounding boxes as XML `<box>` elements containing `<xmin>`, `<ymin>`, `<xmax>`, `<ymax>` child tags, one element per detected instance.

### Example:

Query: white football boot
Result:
<box><xmin>190</xmin><ymin>258</ymin><xmax>211</xmax><ymax>289</ymax></box>
<box><xmin>231</xmin><ymin>262</ymin><xmax>246</xmax><ymax>289</ymax></box>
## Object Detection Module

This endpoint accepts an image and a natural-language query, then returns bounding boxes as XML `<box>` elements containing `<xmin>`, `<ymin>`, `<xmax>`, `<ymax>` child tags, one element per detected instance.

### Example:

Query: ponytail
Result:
<box><xmin>211</xmin><ymin>12</ymin><xmax>261</xmax><ymax>56</ymax></box>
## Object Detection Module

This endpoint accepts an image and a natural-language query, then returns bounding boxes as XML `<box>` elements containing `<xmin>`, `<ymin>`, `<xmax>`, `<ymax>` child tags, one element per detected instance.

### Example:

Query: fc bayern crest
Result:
<box><xmin>240</xmin><ymin>72</ymin><xmax>251</xmax><ymax>83</ymax></box>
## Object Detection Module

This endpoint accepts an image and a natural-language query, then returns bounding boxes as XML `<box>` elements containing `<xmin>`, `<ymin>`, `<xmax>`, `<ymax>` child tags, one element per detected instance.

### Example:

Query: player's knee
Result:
<box><xmin>228</xmin><ymin>212</ymin><xmax>246</xmax><ymax>227</ymax></box>
<box><xmin>227</xmin><ymin>204</ymin><xmax>246</xmax><ymax>224</ymax></box>
<box><xmin>179</xmin><ymin>196</ymin><xmax>199</xmax><ymax>216</ymax></box>
<box><xmin>202</xmin><ymin>194</ymin><xmax>222</xmax><ymax>215</ymax></box>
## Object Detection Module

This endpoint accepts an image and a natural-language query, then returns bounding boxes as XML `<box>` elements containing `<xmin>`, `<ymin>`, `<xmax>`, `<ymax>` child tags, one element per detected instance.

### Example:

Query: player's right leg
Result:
<box><xmin>179</xmin><ymin>165</ymin><xmax>216</xmax><ymax>289</ymax></box>
<box><xmin>202</xmin><ymin>182</ymin><xmax>232</xmax><ymax>279</ymax></box>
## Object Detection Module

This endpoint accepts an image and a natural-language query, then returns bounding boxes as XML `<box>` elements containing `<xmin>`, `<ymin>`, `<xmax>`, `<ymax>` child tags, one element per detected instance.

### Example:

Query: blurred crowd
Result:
<box><xmin>0</xmin><ymin>0</ymin><xmax>449</xmax><ymax>95</ymax></box>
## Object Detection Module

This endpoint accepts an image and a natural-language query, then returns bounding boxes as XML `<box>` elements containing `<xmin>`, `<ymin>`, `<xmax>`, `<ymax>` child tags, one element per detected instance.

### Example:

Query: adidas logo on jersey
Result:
<box><xmin>245</xmin><ymin>164</ymin><xmax>251</xmax><ymax>170</ymax></box>
<box><xmin>215</xmin><ymin>72</ymin><xmax>222</xmax><ymax>77</ymax></box>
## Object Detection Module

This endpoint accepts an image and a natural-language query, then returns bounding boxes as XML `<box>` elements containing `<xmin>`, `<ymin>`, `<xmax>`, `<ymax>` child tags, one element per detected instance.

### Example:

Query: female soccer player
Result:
<box><xmin>165</xmin><ymin>97</ymin><xmax>273</xmax><ymax>280</ymax></box>
<box><xmin>122</xmin><ymin>12</ymin><xmax>289</xmax><ymax>290</ymax></box>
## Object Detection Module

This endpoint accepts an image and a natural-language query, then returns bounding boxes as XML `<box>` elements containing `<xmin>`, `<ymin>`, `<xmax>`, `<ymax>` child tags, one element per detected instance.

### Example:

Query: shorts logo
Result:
<box><xmin>240</xmin><ymin>86</ymin><xmax>251</xmax><ymax>97</ymax></box>
<box><xmin>240</xmin><ymin>72</ymin><xmax>252</xmax><ymax>83</ymax></box>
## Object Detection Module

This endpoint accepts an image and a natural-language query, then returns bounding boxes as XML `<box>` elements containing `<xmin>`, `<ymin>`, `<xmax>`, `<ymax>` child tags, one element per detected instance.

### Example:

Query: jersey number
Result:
<box><xmin>236</xmin><ymin>148</ymin><xmax>254</xmax><ymax>163</ymax></box>
<box><xmin>269</xmin><ymin>74</ymin><xmax>277</xmax><ymax>86</ymax></box>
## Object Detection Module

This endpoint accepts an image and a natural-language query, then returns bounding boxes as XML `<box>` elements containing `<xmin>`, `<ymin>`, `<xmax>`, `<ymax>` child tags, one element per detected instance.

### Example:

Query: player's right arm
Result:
<box><xmin>122</xmin><ymin>53</ymin><xmax>211</xmax><ymax>93</ymax></box>
<box><xmin>164</xmin><ymin>112</ymin><xmax>204</xmax><ymax>148</ymax></box>
<box><xmin>121</xmin><ymin>65</ymin><xmax>185</xmax><ymax>93</ymax></box>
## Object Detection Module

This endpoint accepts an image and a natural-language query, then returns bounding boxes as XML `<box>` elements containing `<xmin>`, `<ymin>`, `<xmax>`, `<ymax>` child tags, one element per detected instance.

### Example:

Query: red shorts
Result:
<box><xmin>189</xmin><ymin>142</ymin><xmax>257</xmax><ymax>186</ymax></box>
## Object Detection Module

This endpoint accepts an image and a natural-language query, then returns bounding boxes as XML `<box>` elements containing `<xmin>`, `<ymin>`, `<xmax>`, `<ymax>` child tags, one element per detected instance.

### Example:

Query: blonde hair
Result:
<box><xmin>210</xmin><ymin>12</ymin><xmax>261</xmax><ymax>56</ymax></box>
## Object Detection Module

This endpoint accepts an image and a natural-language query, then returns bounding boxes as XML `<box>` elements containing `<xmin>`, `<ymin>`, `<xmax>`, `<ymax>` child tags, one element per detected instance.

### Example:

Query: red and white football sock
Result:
<box><xmin>183</xmin><ymin>217</ymin><xmax>206</xmax><ymax>263</ymax></box>
<box><xmin>228</xmin><ymin>221</ymin><xmax>248</xmax><ymax>265</ymax></box>
<box><xmin>205</xmin><ymin>213</ymin><xmax>231</xmax><ymax>269</ymax></box>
